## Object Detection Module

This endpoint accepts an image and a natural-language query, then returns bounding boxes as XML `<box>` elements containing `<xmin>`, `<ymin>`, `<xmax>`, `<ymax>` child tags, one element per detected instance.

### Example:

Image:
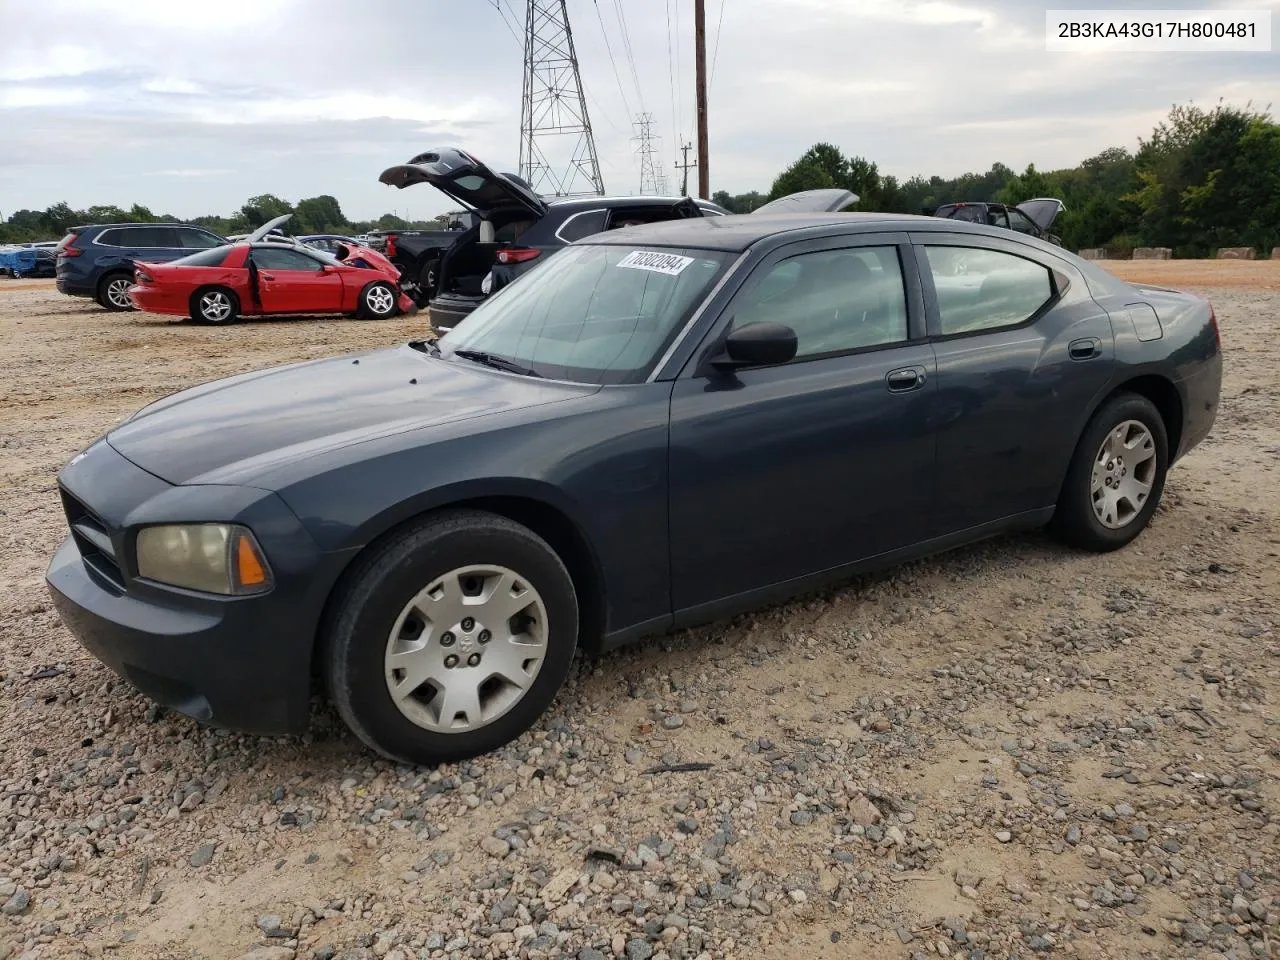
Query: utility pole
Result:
<box><xmin>675</xmin><ymin>140</ymin><xmax>697</xmax><ymax>196</ymax></box>
<box><xmin>519</xmin><ymin>0</ymin><xmax>605</xmax><ymax>197</ymax></box>
<box><xmin>694</xmin><ymin>0</ymin><xmax>709</xmax><ymax>199</ymax></box>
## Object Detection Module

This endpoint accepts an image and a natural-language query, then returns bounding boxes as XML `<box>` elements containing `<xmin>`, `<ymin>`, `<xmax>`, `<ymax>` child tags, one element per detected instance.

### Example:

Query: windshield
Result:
<box><xmin>439</xmin><ymin>244</ymin><xmax>732</xmax><ymax>384</ymax></box>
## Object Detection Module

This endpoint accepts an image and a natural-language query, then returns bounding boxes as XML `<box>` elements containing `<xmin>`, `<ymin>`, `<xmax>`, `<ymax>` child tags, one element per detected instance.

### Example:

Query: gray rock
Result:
<box><xmin>578</xmin><ymin>950</ymin><xmax>607</xmax><ymax>960</ymax></box>
<box><xmin>1</xmin><ymin>891</ymin><xmax>29</xmax><ymax>916</ymax></box>
<box><xmin>240</xmin><ymin>948</ymin><xmax>294</xmax><ymax>960</ymax></box>
<box><xmin>661</xmin><ymin>715</ymin><xmax>684</xmax><ymax>730</ymax></box>
<box><xmin>1182</xmin><ymin>921</ymin><xmax>1210</xmax><ymax>944</ymax></box>
<box><xmin>625</xmin><ymin>938</ymin><xmax>653</xmax><ymax>960</ymax></box>
<box><xmin>994</xmin><ymin>830</ymin><xmax>1012</xmax><ymax>843</ymax></box>
<box><xmin>480</xmin><ymin>836</ymin><xmax>511</xmax><ymax>858</ymax></box>
<box><xmin>1066</xmin><ymin>825</ymin><xmax>1082</xmax><ymax>845</ymax></box>
<box><xmin>257</xmin><ymin>914</ymin><xmax>292</xmax><ymax>938</ymax></box>
<box><xmin>424</xmin><ymin>933</ymin><xmax>445</xmax><ymax>950</ymax></box>
<box><xmin>190</xmin><ymin>843</ymin><xmax>217</xmax><ymax>867</ymax></box>
<box><xmin>790</xmin><ymin>810</ymin><xmax>814</xmax><ymax>826</ymax></box>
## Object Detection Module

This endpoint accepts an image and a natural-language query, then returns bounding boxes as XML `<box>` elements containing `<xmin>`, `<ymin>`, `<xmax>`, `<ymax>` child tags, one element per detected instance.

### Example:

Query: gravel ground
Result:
<box><xmin>0</xmin><ymin>267</ymin><xmax>1276</xmax><ymax>960</ymax></box>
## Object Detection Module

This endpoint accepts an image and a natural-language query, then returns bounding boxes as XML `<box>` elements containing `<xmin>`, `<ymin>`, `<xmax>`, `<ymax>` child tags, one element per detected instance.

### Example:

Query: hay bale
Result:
<box><xmin>1077</xmin><ymin>248</ymin><xmax>1105</xmax><ymax>260</ymax></box>
<box><xmin>1215</xmin><ymin>247</ymin><xmax>1256</xmax><ymax>260</ymax></box>
<box><xmin>1270</xmin><ymin>247</ymin><xmax>1280</xmax><ymax>260</ymax></box>
<box><xmin>1132</xmin><ymin>247</ymin><xmax>1172</xmax><ymax>260</ymax></box>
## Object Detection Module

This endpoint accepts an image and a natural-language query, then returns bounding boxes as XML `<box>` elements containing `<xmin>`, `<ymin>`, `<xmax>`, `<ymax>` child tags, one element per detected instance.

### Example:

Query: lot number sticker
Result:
<box><xmin>617</xmin><ymin>250</ymin><xmax>695</xmax><ymax>276</ymax></box>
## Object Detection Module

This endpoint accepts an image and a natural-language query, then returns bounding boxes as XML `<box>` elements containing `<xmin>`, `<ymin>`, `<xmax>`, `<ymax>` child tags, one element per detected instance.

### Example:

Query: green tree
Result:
<box><xmin>239</xmin><ymin>194</ymin><xmax>295</xmax><ymax>229</ymax></box>
<box><xmin>376</xmin><ymin>213</ymin><xmax>410</xmax><ymax>230</ymax></box>
<box><xmin>295</xmin><ymin>195</ymin><xmax>348</xmax><ymax>233</ymax></box>
<box><xmin>768</xmin><ymin>159</ymin><xmax>835</xmax><ymax>199</ymax></box>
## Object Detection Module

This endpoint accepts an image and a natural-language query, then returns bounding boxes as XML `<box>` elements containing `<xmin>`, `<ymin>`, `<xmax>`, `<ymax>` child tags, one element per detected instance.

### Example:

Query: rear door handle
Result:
<box><xmin>886</xmin><ymin>366</ymin><xmax>927</xmax><ymax>393</ymax></box>
<box><xmin>1069</xmin><ymin>337</ymin><xmax>1101</xmax><ymax>360</ymax></box>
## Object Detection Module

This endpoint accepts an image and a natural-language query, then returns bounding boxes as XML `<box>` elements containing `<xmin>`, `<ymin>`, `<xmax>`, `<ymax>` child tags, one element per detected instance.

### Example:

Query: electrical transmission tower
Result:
<box><xmin>520</xmin><ymin>0</ymin><xmax>605</xmax><ymax>197</ymax></box>
<box><xmin>633</xmin><ymin>113</ymin><xmax>667</xmax><ymax>195</ymax></box>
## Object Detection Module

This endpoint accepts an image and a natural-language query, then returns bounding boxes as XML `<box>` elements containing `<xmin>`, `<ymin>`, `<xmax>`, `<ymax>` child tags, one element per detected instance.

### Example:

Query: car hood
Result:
<box><xmin>379</xmin><ymin>147</ymin><xmax>548</xmax><ymax>218</ymax></box>
<box><xmin>106</xmin><ymin>345</ymin><xmax>591</xmax><ymax>485</ymax></box>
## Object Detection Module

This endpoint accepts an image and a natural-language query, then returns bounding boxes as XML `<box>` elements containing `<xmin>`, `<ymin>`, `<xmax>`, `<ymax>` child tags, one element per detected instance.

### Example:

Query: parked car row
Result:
<box><xmin>0</xmin><ymin>240</ymin><xmax>59</xmax><ymax>278</ymax></box>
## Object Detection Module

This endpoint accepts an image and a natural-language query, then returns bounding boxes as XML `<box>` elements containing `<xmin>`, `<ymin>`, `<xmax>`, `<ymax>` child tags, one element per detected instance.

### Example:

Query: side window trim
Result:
<box><xmin>910</xmin><ymin>236</ymin><xmax>1063</xmax><ymax>340</ymax></box>
<box><xmin>678</xmin><ymin>231</ymin><xmax>924</xmax><ymax>378</ymax></box>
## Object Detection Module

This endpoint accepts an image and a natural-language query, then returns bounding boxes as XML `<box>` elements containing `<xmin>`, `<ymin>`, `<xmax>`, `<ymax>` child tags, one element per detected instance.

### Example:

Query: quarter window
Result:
<box><xmin>1007</xmin><ymin>209</ymin><xmax>1038</xmax><ymax>234</ymax></box>
<box><xmin>178</xmin><ymin>229</ymin><xmax>223</xmax><ymax>249</ymax></box>
<box><xmin>731</xmin><ymin>247</ymin><xmax>909</xmax><ymax>359</ymax></box>
<box><xmin>251</xmin><ymin>247</ymin><xmax>321</xmax><ymax>271</ymax></box>
<box><xmin>556</xmin><ymin>210</ymin><xmax>608</xmax><ymax>243</ymax></box>
<box><xmin>924</xmin><ymin>246</ymin><xmax>1054</xmax><ymax>336</ymax></box>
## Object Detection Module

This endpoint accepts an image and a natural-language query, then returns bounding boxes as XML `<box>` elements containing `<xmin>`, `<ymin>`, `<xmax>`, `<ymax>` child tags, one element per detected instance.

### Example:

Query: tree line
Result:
<box><xmin>5</xmin><ymin>101</ymin><xmax>1277</xmax><ymax>257</ymax></box>
<box><xmin>714</xmin><ymin>101</ymin><xmax>1280</xmax><ymax>257</ymax></box>
<box><xmin>0</xmin><ymin>194</ymin><xmax>445</xmax><ymax>245</ymax></box>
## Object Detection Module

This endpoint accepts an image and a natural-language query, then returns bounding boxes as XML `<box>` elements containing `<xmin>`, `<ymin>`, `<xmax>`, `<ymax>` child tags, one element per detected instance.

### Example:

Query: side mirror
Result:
<box><xmin>321</xmin><ymin>264</ymin><xmax>336</xmax><ymax>273</ymax></box>
<box><xmin>713</xmin><ymin>321</ymin><xmax>798</xmax><ymax>369</ymax></box>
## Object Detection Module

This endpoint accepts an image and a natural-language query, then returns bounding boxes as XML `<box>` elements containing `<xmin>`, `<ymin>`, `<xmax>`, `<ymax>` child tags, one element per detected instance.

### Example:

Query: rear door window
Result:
<box><xmin>1007</xmin><ymin>209</ymin><xmax>1039</xmax><ymax>234</ymax></box>
<box><xmin>924</xmin><ymin>246</ymin><xmax>1055</xmax><ymax>336</ymax></box>
<box><xmin>123</xmin><ymin>227</ymin><xmax>179</xmax><ymax>247</ymax></box>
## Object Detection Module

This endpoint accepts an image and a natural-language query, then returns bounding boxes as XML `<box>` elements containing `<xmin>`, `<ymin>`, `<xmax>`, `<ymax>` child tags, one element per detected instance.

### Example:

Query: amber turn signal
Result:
<box><xmin>234</xmin><ymin>531</ymin><xmax>269</xmax><ymax>589</ymax></box>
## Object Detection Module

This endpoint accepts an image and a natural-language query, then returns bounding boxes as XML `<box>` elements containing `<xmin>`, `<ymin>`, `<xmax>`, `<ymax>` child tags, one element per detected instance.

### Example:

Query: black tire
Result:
<box><xmin>323</xmin><ymin>509</ymin><xmax>579</xmax><ymax>765</ymax></box>
<box><xmin>415</xmin><ymin>256</ymin><xmax>440</xmax><ymax>304</ymax></box>
<box><xmin>190</xmin><ymin>286</ymin><xmax>240</xmax><ymax>324</ymax></box>
<box><xmin>355</xmin><ymin>280</ymin><xmax>399</xmax><ymax>320</ymax></box>
<box><xmin>96</xmin><ymin>272</ymin><xmax>135</xmax><ymax>311</ymax></box>
<box><xmin>1050</xmin><ymin>392</ymin><xmax>1168</xmax><ymax>552</ymax></box>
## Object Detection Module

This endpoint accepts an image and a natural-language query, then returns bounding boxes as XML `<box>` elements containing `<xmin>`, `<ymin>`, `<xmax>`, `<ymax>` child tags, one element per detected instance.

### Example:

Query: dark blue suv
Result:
<box><xmin>55</xmin><ymin>223</ymin><xmax>226</xmax><ymax>311</ymax></box>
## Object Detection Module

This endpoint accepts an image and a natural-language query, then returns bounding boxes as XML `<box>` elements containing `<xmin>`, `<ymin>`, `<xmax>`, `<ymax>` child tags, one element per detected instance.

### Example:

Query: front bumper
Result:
<box><xmin>44</xmin><ymin>439</ymin><xmax>332</xmax><ymax>735</ymax></box>
<box><xmin>47</xmin><ymin>538</ymin><xmax>305</xmax><ymax>734</ymax></box>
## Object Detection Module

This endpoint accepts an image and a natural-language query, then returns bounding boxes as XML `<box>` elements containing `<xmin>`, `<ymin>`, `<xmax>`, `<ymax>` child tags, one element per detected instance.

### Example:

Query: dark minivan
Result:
<box><xmin>56</xmin><ymin>223</ymin><xmax>227</xmax><ymax>311</ymax></box>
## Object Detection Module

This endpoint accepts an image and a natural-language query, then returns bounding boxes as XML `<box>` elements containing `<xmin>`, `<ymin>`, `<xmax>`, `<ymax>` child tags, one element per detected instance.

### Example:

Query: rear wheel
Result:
<box><xmin>190</xmin><ymin>287</ymin><xmax>239</xmax><ymax>324</ymax></box>
<box><xmin>1050</xmin><ymin>392</ymin><xmax>1168</xmax><ymax>551</ymax></box>
<box><xmin>96</xmin><ymin>272</ymin><xmax>135</xmax><ymax>311</ymax></box>
<box><xmin>356</xmin><ymin>281</ymin><xmax>398</xmax><ymax>320</ymax></box>
<box><xmin>323</xmin><ymin>509</ymin><xmax>579</xmax><ymax>765</ymax></box>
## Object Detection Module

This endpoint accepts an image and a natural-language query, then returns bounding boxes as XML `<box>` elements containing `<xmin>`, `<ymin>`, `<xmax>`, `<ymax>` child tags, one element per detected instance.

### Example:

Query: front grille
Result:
<box><xmin>61</xmin><ymin>488</ymin><xmax>125</xmax><ymax>593</ymax></box>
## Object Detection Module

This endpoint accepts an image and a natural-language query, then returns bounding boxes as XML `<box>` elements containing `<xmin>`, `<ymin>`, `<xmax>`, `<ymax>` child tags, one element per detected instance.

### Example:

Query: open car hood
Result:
<box><xmin>246</xmin><ymin>213</ymin><xmax>294</xmax><ymax>242</ymax></box>
<box><xmin>751</xmin><ymin>188</ymin><xmax>858</xmax><ymax>214</ymax></box>
<box><xmin>379</xmin><ymin>148</ymin><xmax>549</xmax><ymax>218</ymax></box>
<box><xmin>1015</xmin><ymin>198</ymin><xmax>1064</xmax><ymax>232</ymax></box>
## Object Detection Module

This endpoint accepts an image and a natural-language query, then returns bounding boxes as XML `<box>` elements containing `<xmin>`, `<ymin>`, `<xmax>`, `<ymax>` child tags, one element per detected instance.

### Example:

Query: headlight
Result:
<box><xmin>135</xmin><ymin>524</ymin><xmax>272</xmax><ymax>595</ymax></box>
<box><xmin>480</xmin><ymin>271</ymin><xmax>494</xmax><ymax>295</ymax></box>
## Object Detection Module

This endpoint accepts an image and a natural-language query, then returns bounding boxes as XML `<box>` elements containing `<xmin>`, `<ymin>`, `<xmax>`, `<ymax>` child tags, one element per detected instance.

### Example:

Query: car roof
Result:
<box><xmin>72</xmin><ymin>222</ymin><xmax>212</xmax><ymax>233</ymax></box>
<box><xmin>582</xmin><ymin>211</ymin><xmax>994</xmax><ymax>251</ymax></box>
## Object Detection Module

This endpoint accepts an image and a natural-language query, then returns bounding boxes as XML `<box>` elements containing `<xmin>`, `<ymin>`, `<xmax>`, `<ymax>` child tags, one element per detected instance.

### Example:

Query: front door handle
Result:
<box><xmin>1069</xmin><ymin>337</ymin><xmax>1101</xmax><ymax>360</ymax></box>
<box><xmin>886</xmin><ymin>366</ymin><xmax>927</xmax><ymax>393</ymax></box>
<box><xmin>260</xmin><ymin>273</ymin><xmax>276</xmax><ymax>281</ymax></box>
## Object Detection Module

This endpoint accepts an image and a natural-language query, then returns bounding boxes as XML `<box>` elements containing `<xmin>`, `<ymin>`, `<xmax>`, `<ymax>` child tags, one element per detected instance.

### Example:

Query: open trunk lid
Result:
<box><xmin>1015</xmin><ymin>198</ymin><xmax>1064</xmax><ymax>232</ymax></box>
<box><xmin>379</xmin><ymin>148</ymin><xmax>549</xmax><ymax>218</ymax></box>
<box><xmin>751</xmin><ymin>188</ymin><xmax>858</xmax><ymax>214</ymax></box>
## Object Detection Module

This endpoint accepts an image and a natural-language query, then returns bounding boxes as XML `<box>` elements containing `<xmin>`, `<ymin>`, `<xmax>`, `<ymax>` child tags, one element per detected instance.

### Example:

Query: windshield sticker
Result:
<box><xmin>617</xmin><ymin>250</ymin><xmax>695</xmax><ymax>276</ymax></box>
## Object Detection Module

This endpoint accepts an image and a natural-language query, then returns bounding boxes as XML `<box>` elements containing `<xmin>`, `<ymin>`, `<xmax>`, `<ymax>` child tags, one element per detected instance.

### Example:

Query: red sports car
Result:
<box><xmin>127</xmin><ymin>215</ymin><xmax>416</xmax><ymax>323</ymax></box>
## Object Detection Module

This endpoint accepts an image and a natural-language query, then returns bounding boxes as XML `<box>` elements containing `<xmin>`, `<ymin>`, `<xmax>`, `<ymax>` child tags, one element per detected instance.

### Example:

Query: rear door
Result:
<box><xmin>249</xmin><ymin>246</ymin><xmax>343</xmax><ymax>313</ymax></box>
<box><xmin>913</xmin><ymin>232</ymin><xmax>1115</xmax><ymax>531</ymax></box>
<box><xmin>667</xmin><ymin>232</ymin><xmax>938</xmax><ymax>615</ymax></box>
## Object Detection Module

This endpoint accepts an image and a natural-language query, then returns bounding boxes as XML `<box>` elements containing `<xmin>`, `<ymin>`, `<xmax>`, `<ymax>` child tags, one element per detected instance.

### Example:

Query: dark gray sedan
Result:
<box><xmin>46</xmin><ymin>212</ymin><xmax>1222</xmax><ymax>765</ymax></box>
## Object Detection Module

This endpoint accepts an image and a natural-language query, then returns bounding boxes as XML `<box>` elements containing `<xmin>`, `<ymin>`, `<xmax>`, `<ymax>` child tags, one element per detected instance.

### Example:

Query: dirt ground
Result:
<box><xmin>0</xmin><ymin>264</ymin><xmax>1275</xmax><ymax>960</ymax></box>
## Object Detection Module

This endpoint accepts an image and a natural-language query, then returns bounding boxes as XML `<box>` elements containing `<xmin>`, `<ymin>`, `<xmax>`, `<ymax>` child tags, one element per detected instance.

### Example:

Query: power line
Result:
<box><xmin>490</xmin><ymin>0</ymin><xmax>521</xmax><ymax>44</ymax></box>
<box><xmin>592</xmin><ymin>0</ymin><xmax>633</xmax><ymax>119</ymax></box>
<box><xmin>710</xmin><ymin>0</ymin><xmax>726</xmax><ymax>88</ymax></box>
<box><xmin>610</xmin><ymin>0</ymin><xmax>646</xmax><ymax>111</ymax></box>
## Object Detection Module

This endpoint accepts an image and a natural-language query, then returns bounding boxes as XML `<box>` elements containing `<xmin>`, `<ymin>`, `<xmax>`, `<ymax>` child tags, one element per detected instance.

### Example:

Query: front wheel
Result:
<box><xmin>1050</xmin><ymin>392</ymin><xmax>1168</xmax><ymax>551</ymax></box>
<box><xmin>323</xmin><ymin>510</ymin><xmax>579</xmax><ymax>765</ymax></box>
<box><xmin>356</xmin><ymin>281</ymin><xmax>398</xmax><ymax>320</ymax></box>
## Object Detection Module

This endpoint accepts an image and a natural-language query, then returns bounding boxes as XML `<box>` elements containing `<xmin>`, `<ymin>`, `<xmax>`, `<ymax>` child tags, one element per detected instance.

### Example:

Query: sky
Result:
<box><xmin>1</xmin><ymin>0</ymin><xmax>1278</xmax><ymax>224</ymax></box>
